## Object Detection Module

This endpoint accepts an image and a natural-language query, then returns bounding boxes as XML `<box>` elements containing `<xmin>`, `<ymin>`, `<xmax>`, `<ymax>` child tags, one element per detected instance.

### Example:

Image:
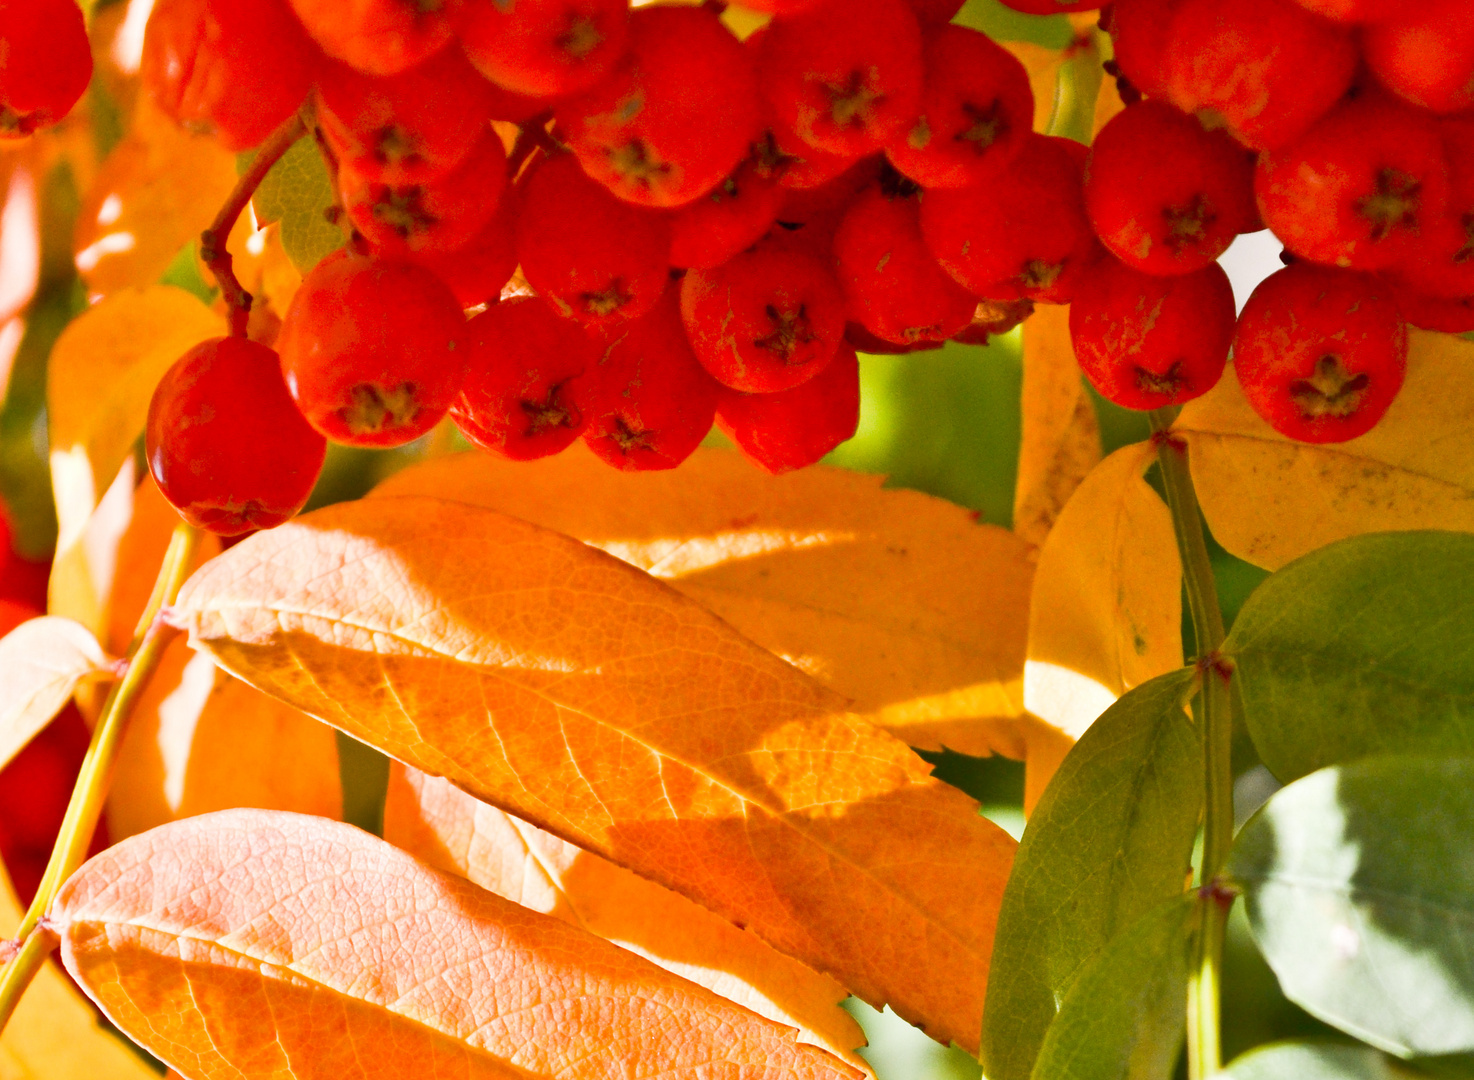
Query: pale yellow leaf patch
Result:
<box><xmin>0</xmin><ymin>615</ymin><xmax>108</xmax><ymax>773</ymax></box>
<box><xmin>1004</xmin><ymin>41</ymin><xmax>1066</xmax><ymax>133</ymax></box>
<box><xmin>48</xmin><ymin>457</ymin><xmax>138</xmax><ymax>640</ymax></box>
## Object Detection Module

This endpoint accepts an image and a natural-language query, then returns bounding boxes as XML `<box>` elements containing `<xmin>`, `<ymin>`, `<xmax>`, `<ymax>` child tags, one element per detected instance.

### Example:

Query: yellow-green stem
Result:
<box><xmin>0</xmin><ymin>930</ymin><xmax>55</xmax><ymax>1029</ymax></box>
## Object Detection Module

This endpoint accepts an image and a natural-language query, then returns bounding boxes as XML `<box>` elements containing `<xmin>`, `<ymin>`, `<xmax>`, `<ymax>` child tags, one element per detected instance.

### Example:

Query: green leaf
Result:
<box><xmin>981</xmin><ymin>667</ymin><xmax>1201</xmax><ymax>1080</ymax></box>
<box><xmin>247</xmin><ymin>136</ymin><xmax>343</xmax><ymax>273</ymax></box>
<box><xmin>1228</xmin><ymin>756</ymin><xmax>1474</xmax><ymax>1058</ymax></box>
<box><xmin>1030</xmin><ymin>897</ymin><xmax>1194</xmax><ymax>1080</ymax></box>
<box><xmin>1226</xmin><ymin>1041</ymin><xmax>1422</xmax><ymax>1080</ymax></box>
<box><xmin>1224</xmin><ymin>531</ymin><xmax>1474</xmax><ymax>782</ymax></box>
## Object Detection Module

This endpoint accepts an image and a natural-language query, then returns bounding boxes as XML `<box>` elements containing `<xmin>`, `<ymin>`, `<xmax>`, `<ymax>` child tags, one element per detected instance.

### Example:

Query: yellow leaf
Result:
<box><xmin>1003</xmin><ymin>42</ymin><xmax>1066</xmax><ymax>133</ymax></box>
<box><xmin>373</xmin><ymin>446</ymin><xmax>1035</xmax><ymax>759</ymax></box>
<box><xmin>172</xmin><ymin>496</ymin><xmax>1018</xmax><ymax>1051</ymax></box>
<box><xmin>1013</xmin><ymin>305</ymin><xmax>1103</xmax><ymax>555</ymax></box>
<box><xmin>1023</xmin><ymin>443</ymin><xmax>1182</xmax><ymax>793</ymax></box>
<box><xmin>1175</xmin><ymin>329</ymin><xmax>1474</xmax><ymax>570</ymax></box>
<box><xmin>385</xmin><ymin>763</ymin><xmax>870</xmax><ymax>1071</ymax></box>
<box><xmin>0</xmin><ymin>864</ymin><xmax>157</xmax><ymax>1080</ymax></box>
<box><xmin>0</xmin><ymin>615</ymin><xmax>107</xmax><ymax>773</ymax></box>
<box><xmin>53</xmin><ymin>808</ymin><xmax>865</xmax><ymax>1080</ymax></box>
<box><xmin>47</xmin><ymin>457</ymin><xmax>139</xmax><ymax>641</ymax></box>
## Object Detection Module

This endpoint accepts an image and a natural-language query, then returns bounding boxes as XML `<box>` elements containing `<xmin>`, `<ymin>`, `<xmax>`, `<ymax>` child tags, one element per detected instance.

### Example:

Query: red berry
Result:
<box><xmin>1069</xmin><ymin>258</ymin><xmax>1234</xmax><ymax>410</ymax></box>
<box><xmin>1232</xmin><ymin>264</ymin><xmax>1407</xmax><ymax>444</ymax></box>
<box><xmin>717</xmin><ymin>342</ymin><xmax>860</xmax><ymax>474</ymax></box>
<box><xmin>460</xmin><ymin>0</ymin><xmax>628</xmax><ymax>98</ymax></box>
<box><xmin>1288</xmin><ymin>0</ymin><xmax>1400</xmax><ymax>20</ymax></box>
<box><xmin>1390</xmin><ymin>116</ymin><xmax>1474</xmax><ymax>301</ymax></box>
<box><xmin>995</xmin><ymin>0</ymin><xmax>1103</xmax><ymax>14</ymax></box>
<box><xmin>0</xmin><ymin>700</ymin><xmax>90</xmax><ymax>884</ymax></box>
<box><xmin>340</xmin><ymin>129</ymin><xmax>508</xmax><ymax>257</ymax></box>
<box><xmin>906</xmin><ymin>0</ymin><xmax>966</xmax><ymax>25</ymax></box>
<box><xmin>729</xmin><ymin>0</ymin><xmax>826</xmax><ymax>11</ymax></box>
<box><xmin>669</xmin><ymin>143</ymin><xmax>786</xmax><ymax>270</ymax></box>
<box><xmin>1387</xmin><ymin>282</ymin><xmax>1474</xmax><ymax>334</ymax></box>
<box><xmin>0</xmin><ymin>0</ymin><xmax>92</xmax><ymax>137</ymax></box>
<box><xmin>315</xmin><ymin>48</ymin><xmax>495</xmax><ymax>185</ymax></box>
<box><xmin>1108</xmin><ymin>0</ymin><xmax>1184</xmax><ymax>99</ymax></box>
<box><xmin>1163</xmin><ymin>0</ymin><xmax>1357</xmax><ymax>151</ymax></box>
<box><xmin>146</xmin><ymin>337</ymin><xmax>326</xmax><ymax>535</ymax></box>
<box><xmin>833</xmin><ymin>179</ymin><xmax>977</xmax><ymax>345</ymax></box>
<box><xmin>556</xmin><ymin>7</ymin><xmax>760</xmax><ymax>209</ymax></box>
<box><xmin>450</xmin><ymin>297</ymin><xmax>598</xmax><ymax>460</ymax></box>
<box><xmin>285</xmin><ymin>0</ymin><xmax>464</xmax><ymax>75</ymax></box>
<box><xmin>1255</xmin><ymin>93</ymin><xmax>1450</xmax><ymax>272</ymax></box>
<box><xmin>774</xmin><ymin>155</ymin><xmax>885</xmax><ymax>252</ymax></box>
<box><xmin>583</xmin><ymin>291</ymin><xmax>721</xmax><ymax>471</ymax></box>
<box><xmin>757</xmin><ymin>0</ymin><xmax>924</xmax><ymax>158</ymax></box>
<box><xmin>680</xmin><ymin>243</ymin><xmax>847</xmax><ymax>393</ymax></box>
<box><xmin>921</xmin><ymin>134</ymin><xmax>1103</xmax><ymax>304</ymax></box>
<box><xmin>515</xmin><ymin>151</ymin><xmax>672</xmax><ymax>332</ymax></box>
<box><xmin>1085</xmin><ymin>101</ymin><xmax>1257</xmax><ymax>276</ymax></box>
<box><xmin>406</xmin><ymin>195</ymin><xmax>518</xmax><ymax>308</ymax></box>
<box><xmin>885</xmin><ymin>25</ymin><xmax>1033</xmax><ymax>191</ymax></box>
<box><xmin>277</xmin><ymin>250</ymin><xmax>468</xmax><ymax>447</ymax></box>
<box><xmin>768</xmin><ymin>118</ymin><xmax>862</xmax><ymax>191</ymax></box>
<box><xmin>1364</xmin><ymin>1</ymin><xmax>1474</xmax><ymax>116</ymax></box>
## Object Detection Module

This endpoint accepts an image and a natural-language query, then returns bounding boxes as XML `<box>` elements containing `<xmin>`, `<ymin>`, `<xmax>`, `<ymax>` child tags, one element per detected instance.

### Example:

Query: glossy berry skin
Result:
<box><xmin>0</xmin><ymin>0</ymin><xmax>92</xmax><ymax>138</ymax></box>
<box><xmin>1163</xmin><ymin>0</ymin><xmax>1357</xmax><ymax>151</ymax></box>
<box><xmin>1255</xmin><ymin>94</ymin><xmax>1450</xmax><ymax>272</ymax></box>
<box><xmin>584</xmin><ymin>292</ymin><xmax>721</xmax><ymax>472</ymax></box>
<box><xmin>277</xmin><ymin>251</ymin><xmax>468</xmax><ymax>447</ymax></box>
<box><xmin>407</xmin><ymin>195</ymin><xmax>518</xmax><ymax>307</ymax></box>
<box><xmin>556</xmin><ymin>6</ymin><xmax>760</xmax><ymax>209</ymax></box>
<box><xmin>1364</xmin><ymin>2</ymin><xmax>1474</xmax><ymax>115</ymax></box>
<box><xmin>757</xmin><ymin>0</ymin><xmax>924</xmax><ymax>159</ymax></box>
<box><xmin>146</xmin><ymin>337</ymin><xmax>326</xmax><ymax>535</ymax></box>
<box><xmin>717</xmin><ymin>343</ymin><xmax>859</xmax><ymax>474</ymax></box>
<box><xmin>286</xmin><ymin>0</ymin><xmax>465</xmax><ymax>76</ymax></box>
<box><xmin>450</xmin><ymin>298</ymin><xmax>597</xmax><ymax>460</ymax></box>
<box><xmin>515</xmin><ymin>152</ymin><xmax>671</xmax><ymax>333</ymax></box>
<box><xmin>1069</xmin><ymin>259</ymin><xmax>1234</xmax><ymax>410</ymax></box>
<box><xmin>834</xmin><ymin>183</ymin><xmax>977</xmax><ymax>345</ymax></box>
<box><xmin>1108</xmin><ymin>0</ymin><xmax>1183</xmax><ymax>99</ymax></box>
<box><xmin>885</xmin><ymin>26</ymin><xmax>1034</xmax><ymax>191</ymax></box>
<box><xmin>680</xmin><ymin>244</ymin><xmax>847</xmax><ymax>394</ymax></box>
<box><xmin>922</xmin><ymin>134</ymin><xmax>1103</xmax><ymax>304</ymax></box>
<box><xmin>669</xmin><ymin>146</ymin><xmax>786</xmax><ymax>270</ymax></box>
<box><xmin>1233</xmin><ymin>264</ymin><xmax>1407</xmax><ymax>444</ymax></box>
<box><xmin>460</xmin><ymin>0</ymin><xmax>628</xmax><ymax>98</ymax></box>
<box><xmin>1086</xmin><ymin>102</ymin><xmax>1258</xmax><ymax>276</ymax></box>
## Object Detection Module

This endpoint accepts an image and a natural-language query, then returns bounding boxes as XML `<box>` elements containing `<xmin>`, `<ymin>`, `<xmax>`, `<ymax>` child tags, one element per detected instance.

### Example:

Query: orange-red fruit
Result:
<box><xmin>1086</xmin><ymin>101</ymin><xmax>1258</xmax><ymax>276</ymax></box>
<box><xmin>717</xmin><ymin>343</ymin><xmax>860</xmax><ymax>474</ymax></box>
<box><xmin>146</xmin><ymin>337</ymin><xmax>327</xmax><ymax>535</ymax></box>
<box><xmin>0</xmin><ymin>0</ymin><xmax>92</xmax><ymax>138</ymax></box>
<box><xmin>730</xmin><ymin>0</ymin><xmax>826</xmax><ymax>11</ymax></box>
<box><xmin>885</xmin><ymin>25</ymin><xmax>1034</xmax><ymax>191</ymax></box>
<box><xmin>1232</xmin><ymin>264</ymin><xmax>1408</xmax><ymax>444</ymax></box>
<box><xmin>1364</xmin><ymin>1</ymin><xmax>1474</xmax><ymax>115</ymax></box>
<box><xmin>680</xmin><ymin>244</ymin><xmax>847</xmax><ymax>393</ymax></box>
<box><xmin>1069</xmin><ymin>259</ymin><xmax>1234</xmax><ymax>410</ymax></box>
<box><xmin>515</xmin><ymin>152</ymin><xmax>672</xmax><ymax>332</ymax></box>
<box><xmin>1108</xmin><ymin>0</ymin><xmax>1184</xmax><ymax>99</ymax></box>
<box><xmin>1163</xmin><ymin>0</ymin><xmax>1357</xmax><ymax>151</ymax></box>
<box><xmin>757</xmin><ymin>0</ymin><xmax>924</xmax><ymax>158</ymax></box>
<box><xmin>277</xmin><ymin>250</ymin><xmax>468</xmax><ymax>447</ymax></box>
<box><xmin>460</xmin><ymin>0</ymin><xmax>628</xmax><ymax>98</ymax></box>
<box><xmin>907</xmin><ymin>0</ymin><xmax>966</xmax><ymax>24</ymax></box>
<box><xmin>556</xmin><ymin>5</ymin><xmax>760</xmax><ymax>208</ymax></box>
<box><xmin>669</xmin><ymin>146</ymin><xmax>786</xmax><ymax>270</ymax></box>
<box><xmin>1391</xmin><ymin>115</ymin><xmax>1474</xmax><ymax>302</ymax></box>
<box><xmin>450</xmin><ymin>297</ymin><xmax>598</xmax><ymax>460</ymax></box>
<box><xmin>1388</xmin><ymin>282</ymin><xmax>1474</xmax><ymax>334</ymax></box>
<box><xmin>286</xmin><ymin>0</ymin><xmax>464</xmax><ymax>75</ymax></box>
<box><xmin>406</xmin><ymin>195</ymin><xmax>518</xmax><ymax>307</ymax></box>
<box><xmin>1289</xmin><ymin>0</ymin><xmax>1400</xmax><ymax>20</ymax></box>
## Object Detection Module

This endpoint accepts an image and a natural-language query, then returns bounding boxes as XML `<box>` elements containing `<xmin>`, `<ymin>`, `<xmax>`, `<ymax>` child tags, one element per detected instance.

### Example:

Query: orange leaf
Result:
<box><xmin>0</xmin><ymin>614</ymin><xmax>107</xmax><ymax>773</ymax></box>
<box><xmin>384</xmin><ymin>763</ymin><xmax>869</xmax><ymax>1070</ymax></box>
<box><xmin>52</xmin><ymin>808</ymin><xmax>866</xmax><ymax>1080</ymax></box>
<box><xmin>171</xmin><ymin>496</ymin><xmax>1017</xmax><ymax>1051</ymax></box>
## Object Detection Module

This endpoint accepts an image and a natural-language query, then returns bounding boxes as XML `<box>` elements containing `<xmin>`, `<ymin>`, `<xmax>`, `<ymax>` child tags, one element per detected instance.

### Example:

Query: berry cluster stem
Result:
<box><xmin>0</xmin><ymin>522</ymin><xmax>201</xmax><ymax>1037</ymax></box>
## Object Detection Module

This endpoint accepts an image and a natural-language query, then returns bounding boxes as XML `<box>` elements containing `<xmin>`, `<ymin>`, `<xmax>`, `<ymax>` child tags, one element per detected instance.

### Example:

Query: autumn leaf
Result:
<box><xmin>47</xmin><ymin>459</ymin><xmax>140</xmax><ymax>642</ymax></box>
<box><xmin>171</xmin><ymin>495</ymin><xmax>1018</xmax><ymax>1051</ymax></box>
<box><xmin>373</xmin><ymin>446</ymin><xmax>1035</xmax><ymax>759</ymax></box>
<box><xmin>52</xmin><ymin>808</ymin><xmax>866</xmax><ymax>1080</ymax></box>
<box><xmin>248</xmin><ymin>133</ymin><xmax>344</xmax><ymax>273</ymax></box>
<box><xmin>0</xmin><ymin>614</ymin><xmax>108</xmax><ymax>773</ymax></box>
<box><xmin>1175</xmin><ymin>329</ymin><xmax>1474</xmax><ymax>570</ymax></box>
<box><xmin>1004</xmin><ymin>41</ymin><xmax>1066</xmax><ymax>133</ymax></box>
<box><xmin>385</xmin><ymin>763</ymin><xmax>870</xmax><ymax>1070</ymax></box>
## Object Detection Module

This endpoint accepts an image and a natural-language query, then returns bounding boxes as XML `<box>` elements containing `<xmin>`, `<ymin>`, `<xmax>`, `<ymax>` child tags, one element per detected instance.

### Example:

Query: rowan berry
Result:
<box><xmin>555</xmin><ymin>6</ymin><xmax>759</xmax><ymax>208</ymax></box>
<box><xmin>921</xmin><ymin>134</ymin><xmax>1103</xmax><ymax>304</ymax></box>
<box><xmin>1387</xmin><ymin>284</ymin><xmax>1474</xmax><ymax>335</ymax></box>
<box><xmin>757</xmin><ymin>0</ymin><xmax>924</xmax><ymax>158</ymax></box>
<box><xmin>1390</xmin><ymin>116</ymin><xmax>1474</xmax><ymax>301</ymax></box>
<box><xmin>146</xmin><ymin>337</ymin><xmax>327</xmax><ymax>534</ymax></box>
<box><xmin>1288</xmin><ymin>0</ymin><xmax>1400</xmax><ymax>20</ymax></box>
<box><xmin>669</xmin><ymin>145</ymin><xmax>786</xmax><ymax>270</ymax></box>
<box><xmin>583</xmin><ymin>292</ymin><xmax>721</xmax><ymax>471</ymax></box>
<box><xmin>680</xmin><ymin>244</ymin><xmax>847</xmax><ymax>393</ymax></box>
<box><xmin>1255</xmin><ymin>93</ymin><xmax>1449</xmax><ymax>271</ymax></box>
<box><xmin>1232</xmin><ymin>264</ymin><xmax>1407</xmax><ymax>444</ymax></box>
<box><xmin>906</xmin><ymin>0</ymin><xmax>967</xmax><ymax>25</ymax></box>
<box><xmin>407</xmin><ymin>194</ymin><xmax>518</xmax><ymax>307</ymax></box>
<box><xmin>315</xmin><ymin>48</ymin><xmax>495</xmax><ymax>185</ymax></box>
<box><xmin>0</xmin><ymin>695</ymin><xmax>93</xmax><ymax>905</ymax></box>
<box><xmin>277</xmin><ymin>250</ymin><xmax>468</xmax><ymax>447</ymax></box>
<box><xmin>885</xmin><ymin>25</ymin><xmax>1033</xmax><ymax>191</ymax></box>
<box><xmin>340</xmin><ymin>129</ymin><xmax>508</xmax><ymax>257</ymax></box>
<box><xmin>1364</xmin><ymin>2</ymin><xmax>1474</xmax><ymax>116</ymax></box>
<box><xmin>731</xmin><ymin>0</ymin><xmax>826</xmax><ymax>11</ymax></box>
<box><xmin>1162</xmin><ymin>0</ymin><xmax>1357</xmax><ymax>151</ymax></box>
<box><xmin>515</xmin><ymin>151</ymin><xmax>671</xmax><ymax>332</ymax></box>
<box><xmin>0</xmin><ymin>0</ymin><xmax>92</xmax><ymax>138</ymax></box>
<box><xmin>286</xmin><ymin>0</ymin><xmax>464</xmax><ymax>75</ymax></box>
<box><xmin>717</xmin><ymin>343</ymin><xmax>859</xmax><ymax>474</ymax></box>
<box><xmin>1069</xmin><ymin>258</ymin><xmax>1234</xmax><ymax>410</ymax></box>
<box><xmin>774</xmin><ymin>154</ymin><xmax>886</xmax><ymax>253</ymax></box>
<box><xmin>1085</xmin><ymin>101</ymin><xmax>1257</xmax><ymax>276</ymax></box>
<box><xmin>834</xmin><ymin>180</ymin><xmax>977</xmax><ymax>345</ymax></box>
<box><xmin>1108</xmin><ymin>0</ymin><xmax>1183</xmax><ymax>100</ymax></box>
<box><xmin>461</xmin><ymin>0</ymin><xmax>628</xmax><ymax>98</ymax></box>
